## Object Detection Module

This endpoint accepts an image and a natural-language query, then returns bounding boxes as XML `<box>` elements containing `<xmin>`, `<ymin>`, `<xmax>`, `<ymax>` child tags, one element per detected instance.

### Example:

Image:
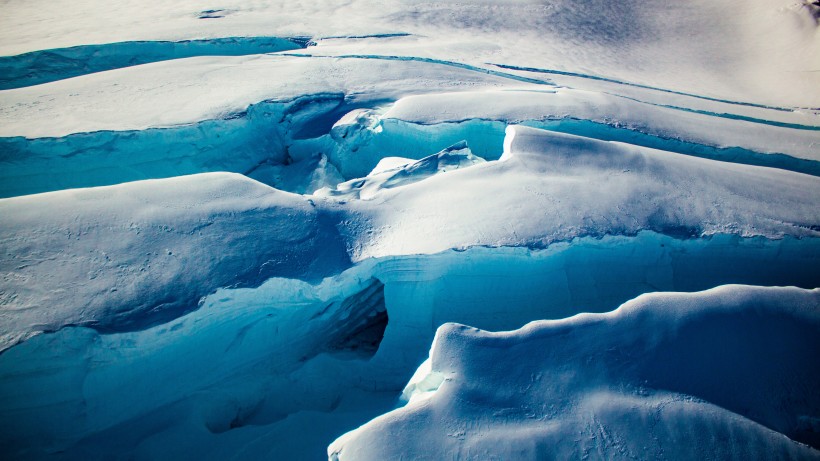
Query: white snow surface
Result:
<box><xmin>0</xmin><ymin>56</ymin><xmax>518</xmax><ymax>138</ymax></box>
<box><xmin>346</xmin><ymin>126</ymin><xmax>820</xmax><ymax>260</ymax></box>
<box><xmin>0</xmin><ymin>0</ymin><xmax>818</xmax><ymax>108</ymax></box>
<box><xmin>329</xmin><ymin>285</ymin><xmax>820</xmax><ymax>460</ymax></box>
<box><xmin>0</xmin><ymin>1</ymin><xmax>819</xmax><ymax>460</ymax></box>
<box><xmin>0</xmin><ymin>173</ymin><xmax>351</xmax><ymax>348</ymax></box>
<box><xmin>2</xmin><ymin>126</ymin><xmax>818</xmax><ymax>350</ymax></box>
<box><xmin>383</xmin><ymin>89</ymin><xmax>820</xmax><ymax>161</ymax></box>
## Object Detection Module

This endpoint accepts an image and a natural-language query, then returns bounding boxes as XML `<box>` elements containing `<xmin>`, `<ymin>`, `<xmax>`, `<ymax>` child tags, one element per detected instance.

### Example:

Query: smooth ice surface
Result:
<box><xmin>330</xmin><ymin>285</ymin><xmax>820</xmax><ymax>460</ymax></box>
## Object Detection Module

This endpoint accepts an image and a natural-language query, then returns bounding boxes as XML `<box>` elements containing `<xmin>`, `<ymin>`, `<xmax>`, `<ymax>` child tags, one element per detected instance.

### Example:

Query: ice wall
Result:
<box><xmin>0</xmin><ymin>37</ymin><xmax>306</xmax><ymax>90</ymax></box>
<box><xmin>1</xmin><ymin>234</ymin><xmax>818</xmax><ymax>460</ymax></box>
<box><xmin>0</xmin><ymin>2</ymin><xmax>818</xmax><ymax>459</ymax></box>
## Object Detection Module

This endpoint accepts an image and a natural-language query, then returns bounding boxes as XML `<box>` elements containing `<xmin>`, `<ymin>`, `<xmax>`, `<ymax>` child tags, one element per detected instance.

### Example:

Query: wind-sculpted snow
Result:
<box><xmin>345</xmin><ymin>126</ymin><xmax>820</xmax><ymax>260</ymax></box>
<box><xmin>383</xmin><ymin>90</ymin><xmax>820</xmax><ymax>165</ymax></box>
<box><xmin>1</xmin><ymin>1</ymin><xmax>819</xmax><ymax>459</ymax></box>
<box><xmin>329</xmin><ymin>285</ymin><xmax>820</xmax><ymax>460</ymax></box>
<box><xmin>0</xmin><ymin>55</ymin><xmax>522</xmax><ymax>139</ymax></box>
<box><xmin>1</xmin><ymin>240</ymin><xmax>819</xmax><ymax>460</ymax></box>
<box><xmin>0</xmin><ymin>173</ymin><xmax>350</xmax><ymax>348</ymax></box>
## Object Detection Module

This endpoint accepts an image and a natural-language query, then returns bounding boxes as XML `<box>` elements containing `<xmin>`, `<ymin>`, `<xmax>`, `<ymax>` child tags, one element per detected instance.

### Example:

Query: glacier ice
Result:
<box><xmin>3</xmin><ymin>83</ymin><xmax>817</xmax><ymax>198</ymax></box>
<box><xmin>329</xmin><ymin>285</ymin><xmax>820</xmax><ymax>460</ymax></box>
<box><xmin>0</xmin><ymin>37</ymin><xmax>307</xmax><ymax>90</ymax></box>
<box><xmin>318</xmin><ymin>141</ymin><xmax>485</xmax><ymax>200</ymax></box>
<box><xmin>2</xmin><ymin>239</ymin><xmax>819</xmax><ymax>459</ymax></box>
<box><xmin>1</xmin><ymin>124</ymin><xmax>819</xmax><ymax>460</ymax></box>
<box><xmin>1</xmin><ymin>1</ymin><xmax>819</xmax><ymax>460</ymax></box>
<box><xmin>3</xmin><ymin>125</ymin><xmax>819</xmax><ymax>349</ymax></box>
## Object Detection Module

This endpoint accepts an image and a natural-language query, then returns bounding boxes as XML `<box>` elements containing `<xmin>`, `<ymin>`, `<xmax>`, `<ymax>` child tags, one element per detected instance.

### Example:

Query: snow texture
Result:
<box><xmin>3</xmin><ymin>126</ymin><xmax>819</xmax><ymax>351</ymax></box>
<box><xmin>330</xmin><ymin>285</ymin><xmax>820</xmax><ymax>460</ymax></box>
<box><xmin>1</xmin><ymin>1</ymin><xmax>819</xmax><ymax>460</ymax></box>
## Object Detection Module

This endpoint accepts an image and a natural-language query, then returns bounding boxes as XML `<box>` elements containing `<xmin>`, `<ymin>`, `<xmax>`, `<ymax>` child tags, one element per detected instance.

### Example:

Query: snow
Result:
<box><xmin>2</xmin><ymin>126</ymin><xmax>819</xmax><ymax>351</ymax></box>
<box><xmin>345</xmin><ymin>126</ymin><xmax>820</xmax><ymax>260</ymax></box>
<box><xmin>383</xmin><ymin>89</ymin><xmax>820</xmax><ymax>162</ymax></box>
<box><xmin>0</xmin><ymin>37</ymin><xmax>306</xmax><ymax>90</ymax></box>
<box><xmin>0</xmin><ymin>55</ymin><xmax>517</xmax><ymax>139</ymax></box>
<box><xmin>329</xmin><ymin>285</ymin><xmax>820</xmax><ymax>460</ymax></box>
<box><xmin>2</xmin><ymin>239</ymin><xmax>818</xmax><ymax>459</ymax></box>
<box><xmin>0</xmin><ymin>1</ymin><xmax>819</xmax><ymax>460</ymax></box>
<box><xmin>0</xmin><ymin>173</ymin><xmax>351</xmax><ymax>348</ymax></box>
<box><xmin>317</xmin><ymin>141</ymin><xmax>485</xmax><ymax>200</ymax></box>
<box><xmin>0</xmin><ymin>1</ymin><xmax>817</xmax><ymax>107</ymax></box>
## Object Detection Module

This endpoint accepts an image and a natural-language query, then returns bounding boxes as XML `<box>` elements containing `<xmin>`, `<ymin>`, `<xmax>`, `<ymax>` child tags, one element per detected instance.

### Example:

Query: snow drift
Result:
<box><xmin>330</xmin><ymin>285</ymin><xmax>820</xmax><ymax>460</ymax></box>
<box><xmin>1</xmin><ymin>0</ymin><xmax>819</xmax><ymax>459</ymax></box>
<box><xmin>3</xmin><ymin>126</ymin><xmax>819</xmax><ymax>350</ymax></box>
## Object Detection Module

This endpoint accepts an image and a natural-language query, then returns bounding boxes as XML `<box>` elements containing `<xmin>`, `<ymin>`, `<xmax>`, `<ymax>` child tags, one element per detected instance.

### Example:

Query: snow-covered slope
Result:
<box><xmin>0</xmin><ymin>172</ymin><xmax>350</xmax><ymax>347</ymax></box>
<box><xmin>345</xmin><ymin>126</ymin><xmax>820</xmax><ymax>259</ymax></box>
<box><xmin>1</xmin><ymin>0</ymin><xmax>818</xmax><ymax>107</ymax></box>
<box><xmin>330</xmin><ymin>285</ymin><xmax>820</xmax><ymax>460</ymax></box>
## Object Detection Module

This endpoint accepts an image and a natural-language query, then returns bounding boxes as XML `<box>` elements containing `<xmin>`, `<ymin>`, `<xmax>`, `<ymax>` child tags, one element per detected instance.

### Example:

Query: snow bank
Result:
<box><xmin>318</xmin><ymin>141</ymin><xmax>485</xmax><ymax>200</ymax></box>
<box><xmin>330</xmin><ymin>285</ymin><xmax>820</xmax><ymax>460</ymax></box>
<box><xmin>0</xmin><ymin>173</ymin><xmax>350</xmax><ymax>348</ymax></box>
<box><xmin>347</xmin><ymin>126</ymin><xmax>820</xmax><ymax>260</ymax></box>
<box><xmin>1</xmin><ymin>0</ymin><xmax>817</xmax><ymax>107</ymax></box>
<box><xmin>0</xmin><ymin>55</ymin><xmax>516</xmax><ymax>139</ymax></box>
<box><xmin>384</xmin><ymin>89</ymin><xmax>820</xmax><ymax>163</ymax></box>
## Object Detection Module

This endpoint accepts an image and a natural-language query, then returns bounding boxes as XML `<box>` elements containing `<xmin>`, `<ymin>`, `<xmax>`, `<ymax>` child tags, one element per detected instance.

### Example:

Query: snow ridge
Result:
<box><xmin>330</xmin><ymin>285</ymin><xmax>820</xmax><ymax>460</ymax></box>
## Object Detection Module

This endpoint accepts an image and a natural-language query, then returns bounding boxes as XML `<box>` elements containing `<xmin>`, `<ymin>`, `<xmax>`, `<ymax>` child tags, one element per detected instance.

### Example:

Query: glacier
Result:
<box><xmin>0</xmin><ymin>0</ymin><xmax>819</xmax><ymax>460</ymax></box>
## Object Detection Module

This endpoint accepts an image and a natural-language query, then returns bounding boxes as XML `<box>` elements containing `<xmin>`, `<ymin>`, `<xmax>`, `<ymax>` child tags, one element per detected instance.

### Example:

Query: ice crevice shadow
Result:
<box><xmin>0</xmin><ymin>37</ymin><xmax>310</xmax><ymax>90</ymax></box>
<box><xmin>2</xmin><ymin>96</ymin><xmax>818</xmax><ymax>199</ymax></box>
